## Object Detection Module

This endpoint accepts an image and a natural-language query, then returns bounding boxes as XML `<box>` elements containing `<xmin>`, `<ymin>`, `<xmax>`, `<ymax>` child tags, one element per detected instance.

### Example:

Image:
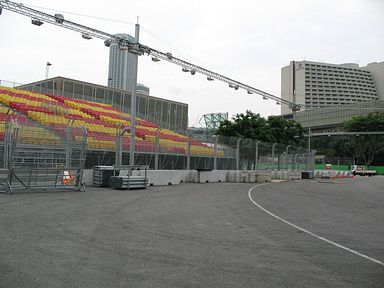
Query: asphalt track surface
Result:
<box><xmin>0</xmin><ymin>177</ymin><xmax>383</xmax><ymax>287</ymax></box>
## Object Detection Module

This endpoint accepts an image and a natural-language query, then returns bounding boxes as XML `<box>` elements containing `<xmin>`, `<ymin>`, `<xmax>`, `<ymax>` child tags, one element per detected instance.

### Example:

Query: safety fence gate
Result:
<box><xmin>0</xmin><ymin>115</ymin><xmax>87</xmax><ymax>194</ymax></box>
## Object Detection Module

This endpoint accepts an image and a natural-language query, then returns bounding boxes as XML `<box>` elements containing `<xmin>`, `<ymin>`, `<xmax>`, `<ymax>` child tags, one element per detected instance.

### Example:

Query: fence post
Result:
<box><xmin>6</xmin><ymin>120</ymin><xmax>19</xmax><ymax>195</ymax></box>
<box><xmin>255</xmin><ymin>141</ymin><xmax>261</xmax><ymax>170</ymax></box>
<box><xmin>3</xmin><ymin>111</ymin><xmax>12</xmax><ymax>169</ymax></box>
<box><xmin>115</xmin><ymin>127</ymin><xmax>122</xmax><ymax>167</ymax></box>
<box><xmin>236</xmin><ymin>138</ymin><xmax>241</xmax><ymax>170</ymax></box>
<box><xmin>154</xmin><ymin>128</ymin><xmax>161</xmax><ymax>170</ymax></box>
<box><xmin>76</xmin><ymin>126</ymin><xmax>87</xmax><ymax>192</ymax></box>
<box><xmin>187</xmin><ymin>133</ymin><xmax>191</xmax><ymax>170</ymax></box>
<box><xmin>65</xmin><ymin>119</ymin><xmax>75</xmax><ymax>168</ymax></box>
<box><xmin>115</xmin><ymin>125</ymin><xmax>129</xmax><ymax>167</ymax></box>
<box><xmin>285</xmin><ymin>145</ymin><xmax>291</xmax><ymax>170</ymax></box>
<box><xmin>293</xmin><ymin>153</ymin><xmax>297</xmax><ymax>171</ymax></box>
<box><xmin>310</xmin><ymin>150</ymin><xmax>317</xmax><ymax>174</ymax></box>
<box><xmin>271</xmin><ymin>143</ymin><xmax>277</xmax><ymax>170</ymax></box>
<box><xmin>213</xmin><ymin>136</ymin><xmax>218</xmax><ymax>170</ymax></box>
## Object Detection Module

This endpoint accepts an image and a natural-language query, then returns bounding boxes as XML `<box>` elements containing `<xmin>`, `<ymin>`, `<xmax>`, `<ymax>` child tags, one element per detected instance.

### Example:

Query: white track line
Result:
<box><xmin>248</xmin><ymin>184</ymin><xmax>384</xmax><ymax>266</ymax></box>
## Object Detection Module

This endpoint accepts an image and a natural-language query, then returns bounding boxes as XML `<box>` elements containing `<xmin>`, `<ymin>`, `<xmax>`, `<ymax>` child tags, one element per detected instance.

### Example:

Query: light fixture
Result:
<box><xmin>151</xmin><ymin>57</ymin><xmax>160</xmax><ymax>62</ymax></box>
<box><xmin>82</xmin><ymin>33</ymin><xmax>92</xmax><ymax>40</ymax></box>
<box><xmin>207</xmin><ymin>77</ymin><xmax>214</xmax><ymax>81</ymax></box>
<box><xmin>118</xmin><ymin>44</ymin><xmax>129</xmax><ymax>51</ymax></box>
<box><xmin>229</xmin><ymin>84</ymin><xmax>235</xmax><ymax>88</ymax></box>
<box><xmin>276</xmin><ymin>102</ymin><xmax>281</xmax><ymax>105</ymax></box>
<box><xmin>247</xmin><ymin>90</ymin><xmax>253</xmax><ymax>94</ymax></box>
<box><xmin>234</xmin><ymin>85</ymin><xmax>239</xmax><ymax>90</ymax></box>
<box><xmin>104</xmin><ymin>39</ymin><xmax>112</xmax><ymax>47</ymax></box>
<box><xmin>31</xmin><ymin>19</ymin><xmax>43</xmax><ymax>26</ymax></box>
<box><xmin>54</xmin><ymin>13</ymin><xmax>64</xmax><ymax>24</ymax></box>
<box><xmin>263</xmin><ymin>96</ymin><xmax>268</xmax><ymax>100</ymax></box>
<box><xmin>190</xmin><ymin>69</ymin><xmax>196</xmax><ymax>75</ymax></box>
<box><xmin>166</xmin><ymin>52</ymin><xmax>173</xmax><ymax>60</ymax></box>
<box><xmin>182</xmin><ymin>67</ymin><xmax>190</xmax><ymax>72</ymax></box>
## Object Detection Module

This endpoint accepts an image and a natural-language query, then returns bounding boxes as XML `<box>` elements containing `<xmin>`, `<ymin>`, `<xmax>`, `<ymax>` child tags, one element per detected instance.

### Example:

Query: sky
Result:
<box><xmin>0</xmin><ymin>0</ymin><xmax>383</xmax><ymax>127</ymax></box>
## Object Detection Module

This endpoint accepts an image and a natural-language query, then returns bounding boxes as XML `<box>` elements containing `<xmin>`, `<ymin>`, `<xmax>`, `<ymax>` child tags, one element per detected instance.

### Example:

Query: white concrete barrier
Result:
<box><xmin>315</xmin><ymin>170</ymin><xmax>352</xmax><ymax>179</ymax></box>
<box><xmin>82</xmin><ymin>169</ymin><xmax>94</xmax><ymax>186</ymax></box>
<box><xmin>198</xmin><ymin>170</ymin><xmax>228</xmax><ymax>183</ymax></box>
<box><xmin>288</xmin><ymin>171</ymin><xmax>301</xmax><ymax>180</ymax></box>
<box><xmin>84</xmin><ymin>168</ymin><xmax>307</xmax><ymax>187</ymax></box>
<box><xmin>225</xmin><ymin>170</ymin><xmax>271</xmax><ymax>183</ymax></box>
<box><xmin>135</xmin><ymin>170</ymin><xmax>194</xmax><ymax>186</ymax></box>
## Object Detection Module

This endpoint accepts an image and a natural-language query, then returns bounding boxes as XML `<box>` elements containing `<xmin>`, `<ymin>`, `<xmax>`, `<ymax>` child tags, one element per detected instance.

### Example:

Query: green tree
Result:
<box><xmin>215</xmin><ymin>110</ymin><xmax>304</xmax><ymax>145</ymax></box>
<box><xmin>343</xmin><ymin>112</ymin><xmax>384</xmax><ymax>165</ymax></box>
<box><xmin>215</xmin><ymin>110</ymin><xmax>267</xmax><ymax>139</ymax></box>
<box><xmin>266</xmin><ymin>115</ymin><xmax>304</xmax><ymax>145</ymax></box>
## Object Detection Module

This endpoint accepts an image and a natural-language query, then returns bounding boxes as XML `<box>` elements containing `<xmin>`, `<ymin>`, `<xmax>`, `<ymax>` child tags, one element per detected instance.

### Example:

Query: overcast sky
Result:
<box><xmin>0</xmin><ymin>0</ymin><xmax>383</xmax><ymax>126</ymax></box>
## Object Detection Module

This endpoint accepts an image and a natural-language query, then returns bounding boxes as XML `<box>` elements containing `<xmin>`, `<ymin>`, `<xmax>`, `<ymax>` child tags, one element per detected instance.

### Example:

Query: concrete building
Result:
<box><xmin>107</xmin><ymin>33</ymin><xmax>149</xmax><ymax>95</ymax></box>
<box><xmin>365</xmin><ymin>62</ymin><xmax>384</xmax><ymax>101</ymax></box>
<box><xmin>292</xmin><ymin>99</ymin><xmax>384</xmax><ymax>133</ymax></box>
<box><xmin>17</xmin><ymin>77</ymin><xmax>188</xmax><ymax>133</ymax></box>
<box><xmin>281</xmin><ymin>60</ymin><xmax>384</xmax><ymax>115</ymax></box>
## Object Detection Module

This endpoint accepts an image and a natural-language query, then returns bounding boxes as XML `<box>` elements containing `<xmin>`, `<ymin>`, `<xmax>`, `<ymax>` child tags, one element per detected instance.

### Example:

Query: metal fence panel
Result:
<box><xmin>0</xmin><ymin>115</ymin><xmax>87</xmax><ymax>194</ymax></box>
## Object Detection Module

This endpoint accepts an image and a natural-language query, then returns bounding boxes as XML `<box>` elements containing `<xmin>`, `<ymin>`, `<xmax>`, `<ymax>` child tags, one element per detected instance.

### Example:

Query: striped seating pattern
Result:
<box><xmin>0</xmin><ymin>105</ymin><xmax>61</xmax><ymax>146</ymax></box>
<box><xmin>0</xmin><ymin>87</ymin><xmax>224</xmax><ymax>157</ymax></box>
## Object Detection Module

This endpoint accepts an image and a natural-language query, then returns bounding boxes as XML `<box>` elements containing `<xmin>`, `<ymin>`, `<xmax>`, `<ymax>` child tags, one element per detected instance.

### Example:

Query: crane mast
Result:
<box><xmin>0</xmin><ymin>0</ymin><xmax>302</xmax><ymax>112</ymax></box>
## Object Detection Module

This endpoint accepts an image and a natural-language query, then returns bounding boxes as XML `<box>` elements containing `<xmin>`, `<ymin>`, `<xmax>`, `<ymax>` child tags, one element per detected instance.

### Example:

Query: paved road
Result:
<box><xmin>0</xmin><ymin>177</ymin><xmax>383</xmax><ymax>287</ymax></box>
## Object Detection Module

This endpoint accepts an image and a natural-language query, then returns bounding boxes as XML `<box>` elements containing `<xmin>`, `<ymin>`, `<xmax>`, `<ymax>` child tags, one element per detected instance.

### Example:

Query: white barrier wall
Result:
<box><xmin>198</xmin><ymin>170</ymin><xmax>228</xmax><ymax>183</ymax></box>
<box><xmin>314</xmin><ymin>170</ymin><xmax>353</xmax><ymax>179</ymax></box>
<box><xmin>83</xmin><ymin>169</ymin><xmax>303</xmax><ymax>187</ymax></box>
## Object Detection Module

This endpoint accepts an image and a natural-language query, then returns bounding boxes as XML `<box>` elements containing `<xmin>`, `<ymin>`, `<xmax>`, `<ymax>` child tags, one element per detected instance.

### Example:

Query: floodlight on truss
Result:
<box><xmin>0</xmin><ymin>0</ymin><xmax>302</xmax><ymax>112</ymax></box>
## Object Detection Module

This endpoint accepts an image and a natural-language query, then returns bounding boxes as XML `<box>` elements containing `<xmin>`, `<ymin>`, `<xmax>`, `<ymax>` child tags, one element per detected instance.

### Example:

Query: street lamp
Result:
<box><xmin>45</xmin><ymin>62</ymin><xmax>52</xmax><ymax>79</ymax></box>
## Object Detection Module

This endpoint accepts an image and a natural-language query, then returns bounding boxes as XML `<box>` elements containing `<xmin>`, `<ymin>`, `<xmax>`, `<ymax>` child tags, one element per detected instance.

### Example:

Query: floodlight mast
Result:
<box><xmin>0</xmin><ymin>0</ymin><xmax>301</xmax><ymax>112</ymax></box>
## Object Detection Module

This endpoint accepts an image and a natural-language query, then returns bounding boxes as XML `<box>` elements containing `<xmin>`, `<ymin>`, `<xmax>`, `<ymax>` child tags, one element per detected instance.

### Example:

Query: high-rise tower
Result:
<box><xmin>107</xmin><ymin>33</ymin><xmax>149</xmax><ymax>95</ymax></box>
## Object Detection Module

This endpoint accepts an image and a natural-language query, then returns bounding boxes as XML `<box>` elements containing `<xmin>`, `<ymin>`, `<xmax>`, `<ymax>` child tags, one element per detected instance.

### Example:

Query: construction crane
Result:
<box><xmin>0</xmin><ymin>0</ymin><xmax>302</xmax><ymax>112</ymax></box>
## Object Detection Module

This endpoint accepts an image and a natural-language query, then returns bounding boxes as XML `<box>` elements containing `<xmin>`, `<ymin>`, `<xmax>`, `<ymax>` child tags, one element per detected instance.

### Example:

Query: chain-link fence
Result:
<box><xmin>311</xmin><ymin>133</ymin><xmax>384</xmax><ymax>166</ymax></box>
<box><xmin>0</xmin><ymin>118</ymin><xmax>315</xmax><ymax>194</ymax></box>
<box><xmin>110</xmin><ymin>130</ymin><xmax>315</xmax><ymax>171</ymax></box>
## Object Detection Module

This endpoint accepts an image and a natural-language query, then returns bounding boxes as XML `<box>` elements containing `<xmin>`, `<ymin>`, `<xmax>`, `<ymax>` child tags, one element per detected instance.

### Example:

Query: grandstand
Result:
<box><xmin>18</xmin><ymin>76</ymin><xmax>189</xmax><ymax>134</ymax></box>
<box><xmin>0</xmin><ymin>87</ymin><xmax>222</xmax><ymax>168</ymax></box>
<box><xmin>0</xmin><ymin>86</ymin><xmax>311</xmax><ymax>195</ymax></box>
